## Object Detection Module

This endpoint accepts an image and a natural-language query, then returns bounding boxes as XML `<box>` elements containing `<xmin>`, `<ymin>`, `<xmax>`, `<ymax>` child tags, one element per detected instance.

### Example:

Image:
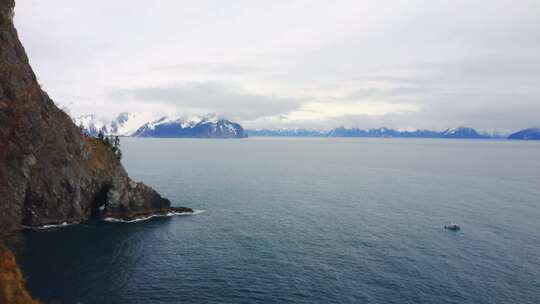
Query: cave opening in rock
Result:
<box><xmin>91</xmin><ymin>183</ymin><xmax>111</xmax><ymax>219</ymax></box>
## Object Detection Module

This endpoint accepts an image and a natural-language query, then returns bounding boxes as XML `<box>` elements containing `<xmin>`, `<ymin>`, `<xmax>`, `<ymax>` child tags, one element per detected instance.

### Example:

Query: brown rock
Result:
<box><xmin>0</xmin><ymin>244</ymin><xmax>39</xmax><ymax>304</ymax></box>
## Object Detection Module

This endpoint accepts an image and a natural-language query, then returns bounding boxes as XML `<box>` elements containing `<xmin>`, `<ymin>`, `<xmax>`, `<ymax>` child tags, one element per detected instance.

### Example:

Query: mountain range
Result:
<box><xmin>75</xmin><ymin>113</ymin><xmax>538</xmax><ymax>140</ymax></box>
<box><xmin>247</xmin><ymin>127</ymin><xmax>500</xmax><ymax>139</ymax></box>
<box><xmin>75</xmin><ymin>113</ymin><xmax>247</xmax><ymax>138</ymax></box>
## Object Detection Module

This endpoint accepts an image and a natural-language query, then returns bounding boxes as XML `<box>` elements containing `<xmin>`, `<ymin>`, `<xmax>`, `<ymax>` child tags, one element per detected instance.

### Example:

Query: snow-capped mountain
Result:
<box><xmin>248</xmin><ymin>126</ymin><xmax>493</xmax><ymax>139</ymax></box>
<box><xmin>76</xmin><ymin>114</ymin><xmax>499</xmax><ymax>140</ymax></box>
<box><xmin>133</xmin><ymin>115</ymin><xmax>247</xmax><ymax>138</ymax></box>
<box><xmin>74</xmin><ymin>113</ymin><xmax>247</xmax><ymax>138</ymax></box>
<box><xmin>328</xmin><ymin>127</ymin><xmax>442</xmax><ymax>138</ymax></box>
<box><xmin>75</xmin><ymin>112</ymin><xmax>161</xmax><ymax>137</ymax></box>
<box><xmin>439</xmin><ymin>127</ymin><xmax>490</xmax><ymax>139</ymax></box>
<box><xmin>247</xmin><ymin>128</ymin><xmax>328</xmax><ymax>137</ymax></box>
<box><xmin>110</xmin><ymin>112</ymin><xmax>162</xmax><ymax>136</ymax></box>
<box><xmin>508</xmin><ymin>127</ymin><xmax>540</xmax><ymax>140</ymax></box>
<box><xmin>75</xmin><ymin>114</ymin><xmax>110</xmax><ymax>137</ymax></box>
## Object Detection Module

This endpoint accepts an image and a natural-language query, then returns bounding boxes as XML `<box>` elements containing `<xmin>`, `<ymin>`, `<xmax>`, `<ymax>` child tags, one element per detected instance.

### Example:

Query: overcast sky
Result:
<box><xmin>15</xmin><ymin>0</ymin><xmax>540</xmax><ymax>132</ymax></box>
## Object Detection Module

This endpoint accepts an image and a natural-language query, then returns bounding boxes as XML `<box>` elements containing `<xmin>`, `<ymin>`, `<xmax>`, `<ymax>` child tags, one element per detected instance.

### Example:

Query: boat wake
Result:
<box><xmin>103</xmin><ymin>209</ymin><xmax>205</xmax><ymax>223</ymax></box>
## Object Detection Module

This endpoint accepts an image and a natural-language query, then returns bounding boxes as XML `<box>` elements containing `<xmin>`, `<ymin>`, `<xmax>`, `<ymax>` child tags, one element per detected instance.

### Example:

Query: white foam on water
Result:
<box><xmin>26</xmin><ymin>221</ymin><xmax>77</xmax><ymax>230</ymax></box>
<box><xmin>103</xmin><ymin>209</ymin><xmax>205</xmax><ymax>223</ymax></box>
<box><xmin>22</xmin><ymin>210</ymin><xmax>205</xmax><ymax>229</ymax></box>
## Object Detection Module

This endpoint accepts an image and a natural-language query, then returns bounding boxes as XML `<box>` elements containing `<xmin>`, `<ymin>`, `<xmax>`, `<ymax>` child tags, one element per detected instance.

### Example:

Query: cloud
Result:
<box><xmin>243</xmin><ymin>100</ymin><xmax>421</xmax><ymax>129</ymax></box>
<box><xmin>287</xmin><ymin>101</ymin><xmax>419</xmax><ymax>120</ymax></box>
<box><xmin>14</xmin><ymin>0</ymin><xmax>540</xmax><ymax>132</ymax></box>
<box><xmin>152</xmin><ymin>63</ymin><xmax>259</xmax><ymax>76</ymax></box>
<box><xmin>109</xmin><ymin>82</ymin><xmax>303</xmax><ymax>120</ymax></box>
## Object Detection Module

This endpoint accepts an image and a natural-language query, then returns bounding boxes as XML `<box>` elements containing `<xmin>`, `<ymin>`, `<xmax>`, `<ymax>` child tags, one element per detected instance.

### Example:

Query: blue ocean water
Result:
<box><xmin>14</xmin><ymin>138</ymin><xmax>540</xmax><ymax>303</ymax></box>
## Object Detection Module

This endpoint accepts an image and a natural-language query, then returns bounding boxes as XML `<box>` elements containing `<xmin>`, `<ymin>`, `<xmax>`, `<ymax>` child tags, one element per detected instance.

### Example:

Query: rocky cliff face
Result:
<box><xmin>0</xmin><ymin>0</ymin><xmax>191</xmax><ymax>235</ymax></box>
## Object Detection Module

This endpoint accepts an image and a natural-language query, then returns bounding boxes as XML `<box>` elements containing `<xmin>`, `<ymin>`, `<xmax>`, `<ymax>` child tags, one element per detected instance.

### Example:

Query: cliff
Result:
<box><xmin>0</xmin><ymin>245</ymin><xmax>38</xmax><ymax>304</ymax></box>
<box><xmin>0</xmin><ymin>0</ymin><xmax>191</xmax><ymax>235</ymax></box>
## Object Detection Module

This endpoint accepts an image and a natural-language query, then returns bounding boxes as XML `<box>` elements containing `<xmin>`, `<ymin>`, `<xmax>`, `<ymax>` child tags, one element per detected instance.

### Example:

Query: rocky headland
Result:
<box><xmin>0</xmin><ymin>0</ymin><xmax>192</xmax><ymax>300</ymax></box>
<box><xmin>0</xmin><ymin>0</ymin><xmax>191</xmax><ymax>234</ymax></box>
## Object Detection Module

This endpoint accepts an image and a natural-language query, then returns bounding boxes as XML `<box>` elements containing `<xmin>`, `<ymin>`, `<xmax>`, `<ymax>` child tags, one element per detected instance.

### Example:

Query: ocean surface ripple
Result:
<box><xmin>14</xmin><ymin>138</ymin><xmax>540</xmax><ymax>304</ymax></box>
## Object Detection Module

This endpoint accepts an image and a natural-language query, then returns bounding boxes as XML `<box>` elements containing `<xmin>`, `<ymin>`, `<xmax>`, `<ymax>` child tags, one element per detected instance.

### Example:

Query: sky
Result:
<box><xmin>14</xmin><ymin>0</ymin><xmax>540</xmax><ymax>132</ymax></box>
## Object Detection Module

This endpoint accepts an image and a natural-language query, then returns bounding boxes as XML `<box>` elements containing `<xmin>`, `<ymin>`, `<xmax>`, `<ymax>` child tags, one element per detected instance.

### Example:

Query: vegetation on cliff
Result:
<box><xmin>98</xmin><ymin>132</ymin><xmax>123</xmax><ymax>160</ymax></box>
<box><xmin>0</xmin><ymin>245</ymin><xmax>39</xmax><ymax>304</ymax></box>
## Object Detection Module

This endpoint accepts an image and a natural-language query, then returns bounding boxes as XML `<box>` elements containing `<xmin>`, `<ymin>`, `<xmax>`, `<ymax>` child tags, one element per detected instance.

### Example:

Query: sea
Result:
<box><xmin>12</xmin><ymin>137</ymin><xmax>540</xmax><ymax>304</ymax></box>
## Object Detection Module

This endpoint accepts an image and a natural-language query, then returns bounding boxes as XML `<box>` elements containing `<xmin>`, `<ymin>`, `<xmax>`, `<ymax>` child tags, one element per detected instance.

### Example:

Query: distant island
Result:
<box><xmin>75</xmin><ymin>113</ymin><xmax>247</xmax><ymax>139</ymax></box>
<box><xmin>248</xmin><ymin>126</ymin><xmax>540</xmax><ymax>140</ymax></box>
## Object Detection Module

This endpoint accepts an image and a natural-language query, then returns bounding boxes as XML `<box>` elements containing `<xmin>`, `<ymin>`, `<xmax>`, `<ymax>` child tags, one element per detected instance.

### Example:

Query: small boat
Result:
<box><xmin>444</xmin><ymin>223</ymin><xmax>460</xmax><ymax>231</ymax></box>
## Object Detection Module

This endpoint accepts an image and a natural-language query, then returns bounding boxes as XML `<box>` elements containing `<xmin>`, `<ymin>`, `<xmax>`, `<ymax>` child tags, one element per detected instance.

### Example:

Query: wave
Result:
<box><xmin>103</xmin><ymin>209</ymin><xmax>205</xmax><ymax>223</ymax></box>
<box><xmin>24</xmin><ymin>221</ymin><xmax>78</xmax><ymax>230</ymax></box>
<box><xmin>23</xmin><ymin>210</ymin><xmax>204</xmax><ymax>229</ymax></box>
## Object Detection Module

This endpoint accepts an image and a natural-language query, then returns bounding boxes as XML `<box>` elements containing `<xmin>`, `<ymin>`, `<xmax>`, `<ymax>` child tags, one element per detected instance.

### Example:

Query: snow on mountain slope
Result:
<box><xmin>73</xmin><ymin>113</ymin><xmax>246</xmax><ymax>138</ymax></box>
<box><xmin>74</xmin><ymin>114</ymin><xmax>110</xmax><ymax>136</ymax></box>
<box><xmin>111</xmin><ymin>112</ymin><xmax>163</xmax><ymax>136</ymax></box>
<box><xmin>133</xmin><ymin>114</ymin><xmax>247</xmax><ymax>138</ymax></box>
<box><xmin>248</xmin><ymin>126</ymin><xmax>494</xmax><ymax>139</ymax></box>
<box><xmin>74</xmin><ymin>112</ymin><xmax>162</xmax><ymax>136</ymax></box>
<box><xmin>439</xmin><ymin>126</ymin><xmax>489</xmax><ymax>139</ymax></box>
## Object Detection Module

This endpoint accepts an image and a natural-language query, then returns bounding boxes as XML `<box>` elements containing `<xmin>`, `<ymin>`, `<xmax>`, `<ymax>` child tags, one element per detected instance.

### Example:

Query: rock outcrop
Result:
<box><xmin>0</xmin><ymin>245</ymin><xmax>38</xmax><ymax>304</ymax></box>
<box><xmin>0</xmin><ymin>0</ymin><xmax>191</xmax><ymax>235</ymax></box>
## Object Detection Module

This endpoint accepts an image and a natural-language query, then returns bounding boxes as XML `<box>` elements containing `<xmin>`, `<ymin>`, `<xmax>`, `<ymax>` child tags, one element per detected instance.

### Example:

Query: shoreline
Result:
<box><xmin>20</xmin><ymin>207</ymin><xmax>197</xmax><ymax>230</ymax></box>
